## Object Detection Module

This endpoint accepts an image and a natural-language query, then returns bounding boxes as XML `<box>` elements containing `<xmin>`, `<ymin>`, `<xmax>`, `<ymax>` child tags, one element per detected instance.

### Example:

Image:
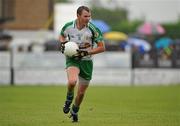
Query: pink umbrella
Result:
<box><xmin>137</xmin><ymin>22</ymin><xmax>165</xmax><ymax>35</ymax></box>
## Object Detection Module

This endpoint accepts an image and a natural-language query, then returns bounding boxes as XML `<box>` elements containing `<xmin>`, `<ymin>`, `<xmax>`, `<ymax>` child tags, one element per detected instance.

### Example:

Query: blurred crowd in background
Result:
<box><xmin>0</xmin><ymin>0</ymin><xmax>180</xmax><ymax>68</ymax></box>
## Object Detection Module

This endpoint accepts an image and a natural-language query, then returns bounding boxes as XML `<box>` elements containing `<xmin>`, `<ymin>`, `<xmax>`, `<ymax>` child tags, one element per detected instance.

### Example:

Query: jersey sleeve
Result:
<box><xmin>60</xmin><ymin>25</ymin><xmax>67</xmax><ymax>37</ymax></box>
<box><xmin>60</xmin><ymin>21</ymin><xmax>74</xmax><ymax>37</ymax></box>
<box><xmin>93</xmin><ymin>27</ymin><xmax>104</xmax><ymax>43</ymax></box>
<box><xmin>89</xmin><ymin>23</ymin><xmax>104</xmax><ymax>44</ymax></box>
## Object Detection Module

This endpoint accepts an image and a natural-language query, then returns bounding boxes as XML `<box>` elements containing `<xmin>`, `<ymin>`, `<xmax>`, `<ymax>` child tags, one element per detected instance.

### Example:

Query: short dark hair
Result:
<box><xmin>77</xmin><ymin>6</ymin><xmax>90</xmax><ymax>15</ymax></box>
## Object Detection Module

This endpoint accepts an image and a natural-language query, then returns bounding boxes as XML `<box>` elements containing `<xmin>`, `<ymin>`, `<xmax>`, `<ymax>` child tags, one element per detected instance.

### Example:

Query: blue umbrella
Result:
<box><xmin>155</xmin><ymin>37</ymin><xmax>173</xmax><ymax>49</ymax></box>
<box><xmin>91</xmin><ymin>20</ymin><xmax>111</xmax><ymax>33</ymax></box>
<box><xmin>127</xmin><ymin>37</ymin><xmax>151</xmax><ymax>53</ymax></box>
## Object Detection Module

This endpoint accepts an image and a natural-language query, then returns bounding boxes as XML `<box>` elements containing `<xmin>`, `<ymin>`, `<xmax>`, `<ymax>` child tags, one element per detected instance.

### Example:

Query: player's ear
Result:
<box><xmin>77</xmin><ymin>13</ymin><xmax>79</xmax><ymax>18</ymax></box>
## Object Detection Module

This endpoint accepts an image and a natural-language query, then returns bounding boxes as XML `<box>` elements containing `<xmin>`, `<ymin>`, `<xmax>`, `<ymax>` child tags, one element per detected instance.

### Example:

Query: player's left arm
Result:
<box><xmin>88</xmin><ymin>26</ymin><xmax>106</xmax><ymax>55</ymax></box>
<box><xmin>88</xmin><ymin>41</ymin><xmax>105</xmax><ymax>55</ymax></box>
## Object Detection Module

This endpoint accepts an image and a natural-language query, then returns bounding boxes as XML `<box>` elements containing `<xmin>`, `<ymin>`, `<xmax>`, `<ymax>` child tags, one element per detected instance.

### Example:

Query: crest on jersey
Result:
<box><xmin>79</xmin><ymin>42</ymin><xmax>91</xmax><ymax>49</ymax></box>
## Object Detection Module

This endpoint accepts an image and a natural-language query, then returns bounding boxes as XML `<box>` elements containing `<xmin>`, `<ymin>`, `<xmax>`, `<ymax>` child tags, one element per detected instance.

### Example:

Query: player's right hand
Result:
<box><xmin>60</xmin><ymin>41</ymin><xmax>68</xmax><ymax>53</ymax></box>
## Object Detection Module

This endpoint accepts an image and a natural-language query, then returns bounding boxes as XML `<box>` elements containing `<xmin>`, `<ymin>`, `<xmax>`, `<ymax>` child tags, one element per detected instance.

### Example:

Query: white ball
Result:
<box><xmin>64</xmin><ymin>41</ymin><xmax>79</xmax><ymax>57</ymax></box>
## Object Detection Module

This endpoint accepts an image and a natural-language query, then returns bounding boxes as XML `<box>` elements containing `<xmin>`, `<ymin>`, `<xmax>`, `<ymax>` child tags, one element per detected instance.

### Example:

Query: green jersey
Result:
<box><xmin>60</xmin><ymin>20</ymin><xmax>104</xmax><ymax>60</ymax></box>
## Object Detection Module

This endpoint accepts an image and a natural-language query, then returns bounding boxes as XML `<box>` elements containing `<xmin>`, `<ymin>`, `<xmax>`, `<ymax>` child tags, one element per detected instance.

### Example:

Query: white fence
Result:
<box><xmin>0</xmin><ymin>52</ymin><xmax>180</xmax><ymax>85</ymax></box>
<box><xmin>0</xmin><ymin>52</ymin><xmax>11</xmax><ymax>85</ymax></box>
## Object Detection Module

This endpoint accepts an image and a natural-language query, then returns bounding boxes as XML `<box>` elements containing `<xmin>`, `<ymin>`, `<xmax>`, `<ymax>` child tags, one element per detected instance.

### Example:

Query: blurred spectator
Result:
<box><xmin>0</xmin><ymin>18</ymin><xmax>13</xmax><ymax>51</ymax></box>
<box><xmin>0</xmin><ymin>33</ymin><xmax>12</xmax><ymax>51</ymax></box>
<box><xmin>44</xmin><ymin>39</ymin><xmax>60</xmax><ymax>51</ymax></box>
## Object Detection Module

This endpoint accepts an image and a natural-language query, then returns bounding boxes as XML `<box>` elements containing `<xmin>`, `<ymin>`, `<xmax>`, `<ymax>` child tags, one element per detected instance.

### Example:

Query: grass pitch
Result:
<box><xmin>0</xmin><ymin>85</ymin><xmax>180</xmax><ymax>126</ymax></box>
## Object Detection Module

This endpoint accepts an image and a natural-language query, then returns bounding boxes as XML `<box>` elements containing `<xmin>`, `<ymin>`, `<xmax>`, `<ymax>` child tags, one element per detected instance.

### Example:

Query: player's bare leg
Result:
<box><xmin>63</xmin><ymin>67</ymin><xmax>79</xmax><ymax>114</ymax></box>
<box><xmin>70</xmin><ymin>77</ymin><xmax>89</xmax><ymax>122</ymax></box>
<box><xmin>75</xmin><ymin>83</ymin><xmax>89</xmax><ymax>106</ymax></box>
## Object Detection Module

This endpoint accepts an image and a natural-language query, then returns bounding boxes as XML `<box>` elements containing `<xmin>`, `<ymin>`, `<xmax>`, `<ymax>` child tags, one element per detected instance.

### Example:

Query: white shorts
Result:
<box><xmin>78</xmin><ymin>76</ymin><xmax>90</xmax><ymax>85</ymax></box>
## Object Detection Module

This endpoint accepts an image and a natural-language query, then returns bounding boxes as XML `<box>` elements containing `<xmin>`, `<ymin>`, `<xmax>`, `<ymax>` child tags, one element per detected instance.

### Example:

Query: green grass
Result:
<box><xmin>0</xmin><ymin>85</ymin><xmax>180</xmax><ymax>126</ymax></box>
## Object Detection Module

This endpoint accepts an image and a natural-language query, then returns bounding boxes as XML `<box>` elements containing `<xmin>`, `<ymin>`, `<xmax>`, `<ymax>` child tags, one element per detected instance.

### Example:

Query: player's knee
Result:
<box><xmin>68</xmin><ymin>79</ymin><xmax>77</xmax><ymax>86</ymax></box>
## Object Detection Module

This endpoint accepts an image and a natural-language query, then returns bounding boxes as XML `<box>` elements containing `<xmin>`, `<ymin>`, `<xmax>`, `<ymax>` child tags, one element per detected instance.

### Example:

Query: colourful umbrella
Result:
<box><xmin>155</xmin><ymin>37</ymin><xmax>174</xmax><ymax>56</ymax></box>
<box><xmin>137</xmin><ymin>22</ymin><xmax>165</xmax><ymax>35</ymax></box>
<box><xmin>127</xmin><ymin>37</ymin><xmax>151</xmax><ymax>53</ymax></box>
<box><xmin>91</xmin><ymin>20</ymin><xmax>111</xmax><ymax>33</ymax></box>
<box><xmin>155</xmin><ymin>37</ymin><xmax>173</xmax><ymax>49</ymax></box>
<box><xmin>103</xmin><ymin>31</ymin><xmax>128</xmax><ymax>41</ymax></box>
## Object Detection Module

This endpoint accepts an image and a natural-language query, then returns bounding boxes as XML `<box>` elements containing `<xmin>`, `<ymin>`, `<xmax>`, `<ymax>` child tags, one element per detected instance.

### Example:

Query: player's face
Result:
<box><xmin>78</xmin><ymin>10</ymin><xmax>91</xmax><ymax>26</ymax></box>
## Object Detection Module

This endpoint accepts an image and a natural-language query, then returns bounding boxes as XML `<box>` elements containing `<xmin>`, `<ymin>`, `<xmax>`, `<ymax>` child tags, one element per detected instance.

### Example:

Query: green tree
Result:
<box><xmin>54</xmin><ymin>0</ymin><xmax>68</xmax><ymax>3</ymax></box>
<box><xmin>92</xmin><ymin>7</ymin><xmax>127</xmax><ymax>27</ymax></box>
<box><xmin>162</xmin><ymin>20</ymin><xmax>180</xmax><ymax>39</ymax></box>
<box><xmin>91</xmin><ymin>7</ymin><xmax>142</xmax><ymax>34</ymax></box>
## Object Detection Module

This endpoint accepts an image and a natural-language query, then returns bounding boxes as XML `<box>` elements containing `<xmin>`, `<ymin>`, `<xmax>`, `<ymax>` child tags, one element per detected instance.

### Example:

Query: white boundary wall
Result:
<box><xmin>133</xmin><ymin>68</ymin><xmax>180</xmax><ymax>86</ymax></box>
<box><xmin>0</xmin><ymin>52</ymin><xmax>10</xmax><ymax>85</ymax></box>
<box><xmin>0</xmin><ymin>52</ymin><xmax>180</xmax><ymax>85</ymax></box>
